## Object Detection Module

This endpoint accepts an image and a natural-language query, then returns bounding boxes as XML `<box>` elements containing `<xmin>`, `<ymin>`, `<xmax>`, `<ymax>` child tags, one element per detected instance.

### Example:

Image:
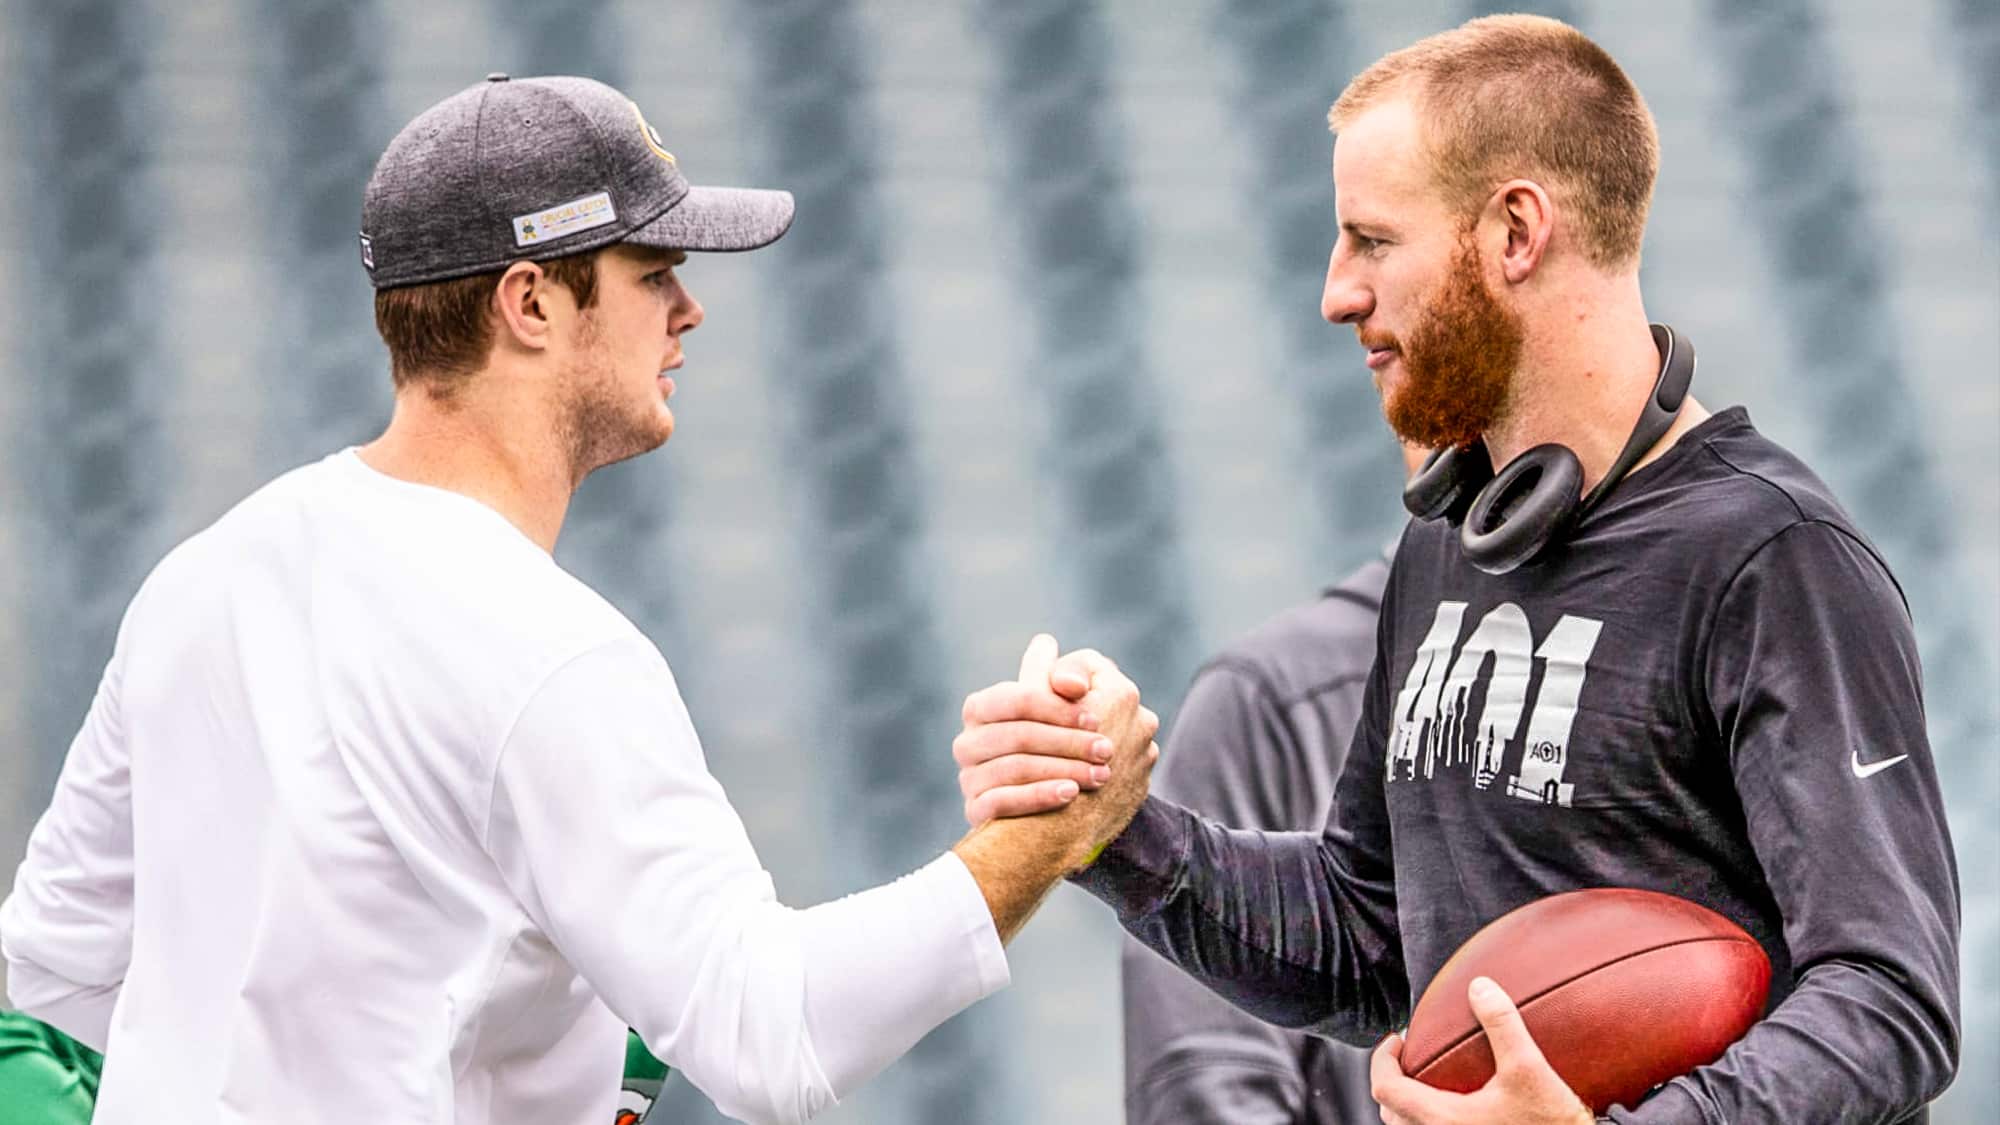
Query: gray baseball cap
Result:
<box><xmin>359</xmin><ymin>74</ymin><xmax>794</xmax><ymax>289</ymax></box>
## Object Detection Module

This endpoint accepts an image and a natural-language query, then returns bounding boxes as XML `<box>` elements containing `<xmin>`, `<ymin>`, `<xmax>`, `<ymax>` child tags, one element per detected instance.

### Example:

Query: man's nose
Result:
<box><xmin>673</xmin><ymin>287</ymin><xmax>704</xmax><ymax>335</ymax></box>
<box><xmin>1321</xmin><ymin>252</ymin><xmax>1371</xmax><ymax>325</ymax></box>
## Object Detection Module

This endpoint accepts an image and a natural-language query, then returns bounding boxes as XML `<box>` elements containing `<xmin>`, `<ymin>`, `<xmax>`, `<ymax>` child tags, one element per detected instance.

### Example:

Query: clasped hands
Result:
<box><xmin>951</xmin><ymin>634</ymin><xmax>1159</xmax><ymax>869</ymax></box>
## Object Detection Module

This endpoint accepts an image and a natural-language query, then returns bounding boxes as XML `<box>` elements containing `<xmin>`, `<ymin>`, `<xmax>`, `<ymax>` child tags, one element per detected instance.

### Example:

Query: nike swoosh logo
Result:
<box><xmin>1850</xmin><ymin>750</ymin><xmax>1910</xmax><ymax>779</ymax></box>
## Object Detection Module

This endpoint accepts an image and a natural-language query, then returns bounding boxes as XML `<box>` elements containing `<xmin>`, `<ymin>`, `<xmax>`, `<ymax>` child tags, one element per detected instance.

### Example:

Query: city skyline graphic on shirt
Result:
<box><xmin>1387</xmin><ymin>601</ymin><xmax>1604</xmax><ymax>808</ymax></box>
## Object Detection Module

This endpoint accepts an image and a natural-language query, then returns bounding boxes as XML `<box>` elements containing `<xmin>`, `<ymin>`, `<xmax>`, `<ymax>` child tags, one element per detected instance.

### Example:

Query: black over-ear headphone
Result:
<box><xmin>1401</xmin><ymin>323</ymin><xmax>1695</xmax><ymax>576</ymax></box>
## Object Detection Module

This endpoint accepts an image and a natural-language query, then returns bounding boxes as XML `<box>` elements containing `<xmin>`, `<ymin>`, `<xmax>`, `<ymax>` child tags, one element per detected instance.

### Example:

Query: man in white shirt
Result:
<box><xmin>0</xmin><ymin>74</ymin><xmax>1156</xmax><ymax>1125</ymax></box>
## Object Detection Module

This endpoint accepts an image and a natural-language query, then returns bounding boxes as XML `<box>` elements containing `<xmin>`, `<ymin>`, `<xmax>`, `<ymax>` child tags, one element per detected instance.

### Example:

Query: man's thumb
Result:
<box><xmin>1017</xmin><ymin>633</ymin><xmax>1058</xmax><ymax>684</ymax></box>
<box><xmin>1468</xmin><ymin>977</ymin><xmax>1547</xmax><ymax>1072</ymax></box>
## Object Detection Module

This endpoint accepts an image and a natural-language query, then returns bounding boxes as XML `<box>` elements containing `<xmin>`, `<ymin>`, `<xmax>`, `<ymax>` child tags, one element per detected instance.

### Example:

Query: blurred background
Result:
<box><xmin>0</xmin><ymin>0</ymin><xmax>1994</xmax><ymax>1120</ymax></box>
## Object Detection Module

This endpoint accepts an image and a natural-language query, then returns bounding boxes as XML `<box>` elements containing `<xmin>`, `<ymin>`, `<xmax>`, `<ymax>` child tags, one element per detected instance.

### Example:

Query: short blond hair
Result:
<box><xmin>1329</xmin><ymin>14</ymin><xmax>1659</xmax><ymax>269</ymax></box>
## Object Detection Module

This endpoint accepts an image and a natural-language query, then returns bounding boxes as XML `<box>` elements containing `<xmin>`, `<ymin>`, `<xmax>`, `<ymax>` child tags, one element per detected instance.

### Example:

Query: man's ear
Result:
<box><xmin>494</xmin><ymin>261</ymin><xmax>560</xmax><ymax>353</ymax></box>
<box><xmin>1492</xmin><ymin>179</ymin><xmax>1555</xmax><ymax>284</ymax></box>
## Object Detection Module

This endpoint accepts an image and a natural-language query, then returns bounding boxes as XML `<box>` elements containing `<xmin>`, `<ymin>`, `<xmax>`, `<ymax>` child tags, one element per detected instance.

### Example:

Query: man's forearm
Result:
<box><xmin>952</xmin><ymin>810</ymin><xmax>1095</xmax><ymax>945</ymax></box>
<box><xmin>1072</xmin><ymin>797</ymin><xmax>1405</xmax><ymax>1042</ymax></box>
<box><xmin>1606</xmin><ymin>958</ymin><xmax>1956</xmax><ymax>1124</ymax></box>
<box><xmin>953</xmin><ymin>664</ymin><xmax>1156</xmax><ymax>945</ymax></box>
<box><xmin>789</xmin><ymin>852</ymin><xmax>1010</xmax><ymax>1108</ymax></box>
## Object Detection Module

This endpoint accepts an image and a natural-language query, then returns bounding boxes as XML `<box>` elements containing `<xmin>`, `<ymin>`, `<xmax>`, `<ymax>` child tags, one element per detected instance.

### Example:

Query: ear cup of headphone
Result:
<box><xmin>1460</xmin><ymin>443</ymin><xmax>1585</xmax><ymax>575</ymax></box>
<box><xmin>1404</xmin><ymin>445</ymin><xmax>1494</xmax><ymax>524</ymax></box>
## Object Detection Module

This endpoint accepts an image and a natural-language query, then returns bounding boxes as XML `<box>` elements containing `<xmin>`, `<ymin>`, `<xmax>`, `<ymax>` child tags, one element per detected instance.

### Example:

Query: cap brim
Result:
<box><xmin>627</xmin><ymin>185</ymin><xmax>795</xmax><ymax>252</ymax></box>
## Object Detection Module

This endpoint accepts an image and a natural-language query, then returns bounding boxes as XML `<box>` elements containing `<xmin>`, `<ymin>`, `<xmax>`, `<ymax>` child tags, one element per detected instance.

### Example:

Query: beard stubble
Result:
<box><xmin>557</xmin><ymin>314</ymin><xmax>669</xmax><ymax>484</ymax></box>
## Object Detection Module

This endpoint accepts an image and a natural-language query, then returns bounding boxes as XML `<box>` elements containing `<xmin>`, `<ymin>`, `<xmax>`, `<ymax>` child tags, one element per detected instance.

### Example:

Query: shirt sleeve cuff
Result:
<box><xmin>933</xmin><ymin>851</ymin><xmax>1011</xmax><ymax>1000</ymax></box>
<box><xmin>1067</xmin><ymin>797</ymin><xmax>1194</xmax><ymax>923</ymax></box>
<box><xmin>798</xmin><ymin>850</ymin><xmax>1014</xmax><ymax>1101</ymax></box>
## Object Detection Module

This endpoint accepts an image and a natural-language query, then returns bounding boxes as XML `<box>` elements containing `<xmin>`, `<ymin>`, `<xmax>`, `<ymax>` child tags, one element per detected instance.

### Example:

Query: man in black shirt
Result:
<box><xmin>952</xmin><ymin>13</ymin><xmax>1957</xmax><ymax>1123</ymax></box>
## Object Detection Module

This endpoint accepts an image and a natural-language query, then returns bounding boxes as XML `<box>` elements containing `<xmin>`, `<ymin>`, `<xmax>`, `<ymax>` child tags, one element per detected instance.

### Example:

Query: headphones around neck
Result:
<box><xmin>1401</xmin><ymin>323</ymin><xmax>1695</xmax><ymax>576</ymax></box>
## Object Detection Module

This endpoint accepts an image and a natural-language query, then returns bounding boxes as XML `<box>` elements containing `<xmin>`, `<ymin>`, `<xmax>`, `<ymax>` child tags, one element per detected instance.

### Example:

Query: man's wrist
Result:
<box><xmin>953</xmin><ymin>807</ymin><xmax>1101</xmax><ymax>943</ymax></box>
<box><xmin>1068</xmin><ymin>796</ymin><xmax>1186</xmax><ymax>909</ymax></box>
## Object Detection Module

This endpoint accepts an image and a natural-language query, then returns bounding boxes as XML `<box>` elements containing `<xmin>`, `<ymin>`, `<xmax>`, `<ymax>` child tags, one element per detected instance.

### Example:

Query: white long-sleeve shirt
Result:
<box><xmin>0</xmin><ymin>449</ymin><xmax>1008</xmax><ymax>1125</ymax></box>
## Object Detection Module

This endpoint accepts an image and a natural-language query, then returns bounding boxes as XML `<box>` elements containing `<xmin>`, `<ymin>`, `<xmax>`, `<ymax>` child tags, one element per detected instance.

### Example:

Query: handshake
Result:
<box><xmin>947</xmin><ymin>635</ymin><xmax>1160</xmax><ymax>940</ymax></box>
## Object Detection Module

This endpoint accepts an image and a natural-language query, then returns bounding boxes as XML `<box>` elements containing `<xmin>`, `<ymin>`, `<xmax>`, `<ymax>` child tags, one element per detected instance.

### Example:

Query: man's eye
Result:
<box><xmin>644</xmin><ymin>270</ymin><xmax>671</xmax><ymax>286</ymax></box>
<box><xmin>1353</xmin><ymin>234</ymin><xmax>1383</xmax><ymax>254</ymax></box>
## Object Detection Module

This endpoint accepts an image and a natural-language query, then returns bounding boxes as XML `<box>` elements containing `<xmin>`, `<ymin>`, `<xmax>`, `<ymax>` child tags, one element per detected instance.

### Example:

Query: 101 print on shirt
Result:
<box><xmin>1387</xmin><ymin>601</ymin><xmax>1604</xmax><ymax>808</ymax></box>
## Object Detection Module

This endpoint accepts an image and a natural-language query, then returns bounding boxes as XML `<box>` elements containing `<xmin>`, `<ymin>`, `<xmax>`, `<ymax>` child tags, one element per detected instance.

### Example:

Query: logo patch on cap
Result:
<box><xmin>358</xmin><ymin>233</ymin><xmax>375</xmax><ymax>270</ymax></box>
<box><xmin>629</xmin><ymin>101</ymin><xmax>676</xmax><ymax>165</ymax></box>
<box><xmin>513</xmin><ymin>191</ymin><xmax>618</xmax><ymax>248</ymax></box>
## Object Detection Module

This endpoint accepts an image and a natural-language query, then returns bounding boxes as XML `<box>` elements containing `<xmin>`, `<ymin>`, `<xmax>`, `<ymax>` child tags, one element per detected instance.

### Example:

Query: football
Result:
<box><xmin>1400</xmin><ymin>887</ymin><xmax>1771</xmax><ymax>1113</ymax></box>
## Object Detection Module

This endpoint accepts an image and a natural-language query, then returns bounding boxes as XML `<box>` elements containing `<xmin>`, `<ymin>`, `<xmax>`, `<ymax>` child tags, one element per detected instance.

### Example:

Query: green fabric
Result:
<box><xmin>0</xmin><ymin>1011</ymin><xmax>664</xmax><ymax>1122</ymax></box>
<box><xmin>616</xmin><ymin>1032</ymin><xmax>672</xmax><ymax>1112</ymax></box>
<box><xmin>0</xmin><ymin>1010</ymin><xmax>101</xmax><ymax>1125</ymax></box>
<box><xmin>623</xmin><ymin>1029</ymin><xmax>669</xmax><ymax>1083</ymax></box>
<box><xmin>620</xmin><ymin>1029</ymin><xmax>671</xmax><ymax>1122</ymax></box>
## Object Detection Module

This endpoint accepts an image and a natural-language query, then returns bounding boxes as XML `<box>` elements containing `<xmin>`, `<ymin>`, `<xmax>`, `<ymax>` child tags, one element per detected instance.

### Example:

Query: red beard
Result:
<box><xmin>1370</xmin><ymin>235</ymin><xmax>1525</xmax><ymax>450</ymax></box>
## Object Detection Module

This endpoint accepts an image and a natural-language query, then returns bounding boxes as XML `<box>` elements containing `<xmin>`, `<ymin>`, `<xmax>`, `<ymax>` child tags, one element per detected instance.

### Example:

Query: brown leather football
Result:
<box><xmin>1401</xmin><ymin>887</ymin><xmax>1770</xmax><ymax>1114</ymax></box>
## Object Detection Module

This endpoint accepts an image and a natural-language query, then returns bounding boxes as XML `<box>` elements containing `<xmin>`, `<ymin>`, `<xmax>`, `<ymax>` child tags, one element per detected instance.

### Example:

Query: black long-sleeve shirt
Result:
<box><xmin>1077</xmin><ymin>408</ymin><xmax>1960</xmax><ymax>1123</ymax></box>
